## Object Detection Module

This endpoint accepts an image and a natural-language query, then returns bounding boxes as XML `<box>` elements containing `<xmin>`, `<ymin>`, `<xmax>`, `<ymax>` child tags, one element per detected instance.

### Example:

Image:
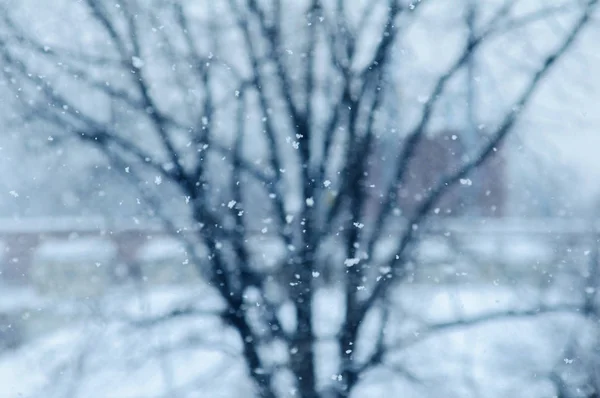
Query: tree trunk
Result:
<box><xmin>291</xmin><ymin>302</ymin><xmax>318</xmax><ymax>398</ymax></box>
<box><xmin>337</xmin><ymin>321</ymin><xmax>360</xmax><ymax>397</ymax></box>
<box><xmin>225</xmin><ymin>311</ymin><xmax>278</xmax><ymax>398</ymax></box>
<box><xmin>289</xmin><ymin>255</ymin><xmax>318</xmax><ymax>398</ymax></box>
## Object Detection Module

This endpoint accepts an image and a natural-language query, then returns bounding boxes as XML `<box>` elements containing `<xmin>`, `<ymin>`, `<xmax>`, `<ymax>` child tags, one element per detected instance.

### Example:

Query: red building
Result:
<box><xmin>368</xmin><ymin>131</ymin><xmax>506</xmax><ymax>219</ymax></box>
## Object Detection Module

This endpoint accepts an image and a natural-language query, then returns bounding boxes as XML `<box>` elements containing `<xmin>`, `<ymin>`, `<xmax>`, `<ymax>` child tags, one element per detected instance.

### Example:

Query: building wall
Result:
<box><xmin>367</xmin><ymin>131</ymin><xmax>506</xmax><ymax>220</ymax></box>
<box><xmin>0</xmin><ymin>228</ymin><xmax>200</xmax><ymax>289</ymax></box>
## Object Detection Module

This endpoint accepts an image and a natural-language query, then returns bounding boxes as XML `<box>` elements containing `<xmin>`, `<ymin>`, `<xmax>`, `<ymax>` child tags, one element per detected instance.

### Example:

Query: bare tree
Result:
<box><xmin>0</xmin><ymin>0</ymin><xmax>598</xmax><ymax>397</ymax></box>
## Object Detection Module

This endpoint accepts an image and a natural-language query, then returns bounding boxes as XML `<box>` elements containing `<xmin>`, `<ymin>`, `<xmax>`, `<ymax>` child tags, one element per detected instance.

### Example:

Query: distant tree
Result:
<box><xmin>0</xmin><ymin>0</ymin><xmax>597</xmax><ymax>397</ymax></box>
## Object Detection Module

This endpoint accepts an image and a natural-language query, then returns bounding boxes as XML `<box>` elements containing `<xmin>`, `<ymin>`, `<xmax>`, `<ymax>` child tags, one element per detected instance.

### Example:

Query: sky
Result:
<box><xmin>1</xmin><ymin>0</ymin><xmax>600</xmax><ymax>218</ymax></box>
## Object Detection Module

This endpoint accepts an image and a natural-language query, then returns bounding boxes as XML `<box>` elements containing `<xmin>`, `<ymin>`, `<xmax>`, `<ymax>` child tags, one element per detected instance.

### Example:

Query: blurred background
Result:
<box><xmin>0</xmin><ymin>0</ymin><xmax>600</xmax><ymax>397</ymax></box>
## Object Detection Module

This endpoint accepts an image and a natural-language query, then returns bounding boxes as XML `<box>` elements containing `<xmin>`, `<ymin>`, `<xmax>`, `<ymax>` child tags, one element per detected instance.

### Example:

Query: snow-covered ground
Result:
<box><xmin>0</xmin><ymin>228</ymin><xmax>590</xmax><ymax>397</ymax></box>
<box><xmin>0</xmin><ymin>281</ymin><xmax>589</xmax><ymax>398</ymax></box>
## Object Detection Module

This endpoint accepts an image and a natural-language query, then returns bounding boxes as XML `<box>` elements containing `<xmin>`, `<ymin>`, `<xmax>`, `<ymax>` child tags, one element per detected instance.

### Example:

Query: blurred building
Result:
<box><xmin>368</xmin><ymin>131</ymin><xmax>506</xmax><ymax>220</ymax></box>
<box><xmin>0</xmin><ymin>217</ymin><xmax>203</xmax><ymax>292</ymax></box>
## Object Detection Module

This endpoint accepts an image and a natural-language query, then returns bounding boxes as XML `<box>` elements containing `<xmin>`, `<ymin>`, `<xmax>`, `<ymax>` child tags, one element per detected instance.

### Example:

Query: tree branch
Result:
<box><xmin>360</xmin><ymin>0</ymin><xmax>598</xmax><ymax>329</ymax></box>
